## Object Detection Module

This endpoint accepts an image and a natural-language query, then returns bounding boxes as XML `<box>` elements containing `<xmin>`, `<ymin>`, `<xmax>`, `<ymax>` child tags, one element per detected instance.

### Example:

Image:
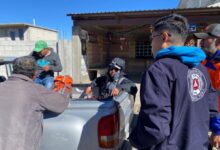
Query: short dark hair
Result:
<box><xmin>153</xmin><ymin>14</ymin><xmax>189</xmax><ymax>44</ymax></box>
<box><xmin>13</xmin><ymin>56</ymin><xmax>36</xmax><ymax>79</ymax></box>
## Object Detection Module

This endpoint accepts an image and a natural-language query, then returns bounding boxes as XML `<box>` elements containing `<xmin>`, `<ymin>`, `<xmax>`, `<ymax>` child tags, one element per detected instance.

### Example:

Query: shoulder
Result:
<box><xmin>96</xmin><ymin>75</ymin><xmax>108</xmax><ymax>81</ymax></box>
<box><xmin>50</xmin><ymin>50</ymin><xmax>59</xmax><ymax>57</ymax></box>
<box><xmin>119</xmin><ymin>76</ymin><xmax>133</xmax><ymax>83</ymax></box>
<box><xmin>197</xmin><ymin>63</ymin><xmax>212</xmax><ymax>79</ymax></box>
<box><xmin>94</xmin><ymin>75</ymin><xmax>108</xmax><ymax>85</ymax></box>
<box><xmin>148</xmin><ymin>58</ymin><xmax>183</xmax><ymax>74</ymax></box>
<box><xmin>31</xmin><ymin>52</ymin><xmax>39</xmax><ymax>60</ymax></box>
<box><xmin>153</xmin><ymin>57</ymin><xmax>184</xmax><ymax>69</ymax></box>
<box><xmin>29</xmin><ymin>81</ymin><xmax>47</xmax><ymax>92</ymax></box>
<box><xmin>145</xmin><ymin>58</ymin><xmax>191</xmax><ymax>83</ymax></box>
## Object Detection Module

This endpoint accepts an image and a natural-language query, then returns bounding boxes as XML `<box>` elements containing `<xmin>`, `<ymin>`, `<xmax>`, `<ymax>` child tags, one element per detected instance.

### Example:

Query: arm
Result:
<box><xmin>116</xmin><ymin>78</ymin><xmax>137</xmax><ymax>96</ymax></box>
<box><xmin>83</xmin><ymin>77</ymin><xmax>102</xmax><ymax>98</ymax></box>
<box><xmin>129</xmin><ymin>66</ymin><xmax>172</xmax><ymax>149</ymax></box>
<box><xmin>49</xmin><ymin>53</ymin><xmax>62</xmax><ymax>72</ymax></box>
<box><xmin>37</xmin><ymin>85</ymin><xmax>71</xmax><ymax>113</ymax></box>
<box><xmin>84</xmin><ymin>77</ymin><xmax>98</xmax><ymax>95</ymax></box>
<box><xmin>210</xmin><ymin>113</ymin><xmax>220</xmax><ymax>149</ymax></box>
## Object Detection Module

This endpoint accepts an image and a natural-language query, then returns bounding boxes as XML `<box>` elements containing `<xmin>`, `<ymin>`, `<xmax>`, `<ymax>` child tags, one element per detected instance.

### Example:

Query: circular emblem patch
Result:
<box><xmin>187</xmin><ymin>68</ymin><xmax>207</xmax><ymax>102</ymax></box>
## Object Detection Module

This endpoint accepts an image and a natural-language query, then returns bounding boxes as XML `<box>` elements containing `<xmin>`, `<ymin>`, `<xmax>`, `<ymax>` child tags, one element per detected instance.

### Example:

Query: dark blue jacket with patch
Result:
<box><xmin>129</xmin><ymin>46</ymin><xmax>220</xmax><ymax>150</ymax></box>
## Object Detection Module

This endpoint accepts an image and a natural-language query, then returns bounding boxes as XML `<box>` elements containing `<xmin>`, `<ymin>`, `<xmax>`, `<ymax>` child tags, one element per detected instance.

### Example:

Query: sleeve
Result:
<box><xmin>49</xmin><ymin>53</ymin><xmax>62</xmax><ymax>72</ymax></box>
<box><xmin>90</xmin><ymin>78</ymin><xmax>97</xmax><ymax>88</ymax></box>
<box><xmin>37</xmin><ymin>85</ymin><xmax>70</xmax><ymax>113</ymax></box>
<box><xmin>116</xmin><ymin>78</ymin><xmax>137</xmax><ymax>96</ymax></box>
<box><xmin>129</xmin><ymin>65</ymin><xmax>172</xmax><ymax>149</ymax></box>
<box><xmin>91</xmin><ymin>76</ymin><xmax>107</xmax><ymax>88</ymax></box>
<box><xmin>208</xmin><ymin>83</ymin><xmax>220</xmax><ymax>135</ymax></box>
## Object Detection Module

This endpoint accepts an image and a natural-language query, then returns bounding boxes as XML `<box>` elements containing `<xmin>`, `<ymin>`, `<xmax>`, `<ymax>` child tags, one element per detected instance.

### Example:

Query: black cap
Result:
<box><xmin>109</xmin><ymin>57</ymin><xmax>125</xmax><ymax>71</ymax></box>
<box><xmin>194</xmin><ymin>24</ymin><xmax>220</xmax><ymax>39</ymax></box>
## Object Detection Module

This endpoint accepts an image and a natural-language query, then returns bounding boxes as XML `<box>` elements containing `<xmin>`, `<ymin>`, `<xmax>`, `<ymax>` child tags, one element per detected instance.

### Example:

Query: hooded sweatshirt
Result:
<box><xmin>31</xmin><ymin>48</ymin><xmax>62</xmax><ymax>79</ymax></box>
<box><xmin>129</xmin><ymin>46</ymin><xmax>219</xmax><ymax>150</ymax></box>
<box><xmin>91</xmin><ymin>70</ymin><xmax>137</xmax><ymax>98</ymax></box>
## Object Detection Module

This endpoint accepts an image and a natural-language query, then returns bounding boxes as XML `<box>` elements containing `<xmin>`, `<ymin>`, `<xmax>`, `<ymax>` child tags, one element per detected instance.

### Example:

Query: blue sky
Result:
<box><xmin>0</xmin><ymin>0</ymin><xmax>179</xmax><ymax>39</ymax></box>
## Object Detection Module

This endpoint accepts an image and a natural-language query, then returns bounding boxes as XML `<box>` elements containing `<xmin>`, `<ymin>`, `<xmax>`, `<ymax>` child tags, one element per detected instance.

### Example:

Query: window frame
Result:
<box><xmin>135</xmin><ymin>41</ymin><xmax>153</xmax><ymax>58</ymax></box>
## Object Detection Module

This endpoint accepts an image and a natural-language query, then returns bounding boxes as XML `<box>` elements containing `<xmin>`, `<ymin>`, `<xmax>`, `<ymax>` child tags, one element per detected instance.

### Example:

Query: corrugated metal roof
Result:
<box><xmin>67</xmin><ymin>7</ymin><xmax>220</xmax><ymax>19</ymax></box>
<box><xmin>0</xmin><ymin>23</ymin><xmax>57</xmax><ymax>32</ymax></box>
<box><xmin>67</xmin><ymin>8</ymin><xmax>175</xmax><ymax>16</ymax></box>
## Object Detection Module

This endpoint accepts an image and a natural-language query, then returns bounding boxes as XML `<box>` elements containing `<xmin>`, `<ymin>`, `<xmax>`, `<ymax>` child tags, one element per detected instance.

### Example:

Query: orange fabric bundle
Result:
<box><xmin>53</xmin><ymin>75</ymin><xmax>73</xmax><ymax>93</ymax></box>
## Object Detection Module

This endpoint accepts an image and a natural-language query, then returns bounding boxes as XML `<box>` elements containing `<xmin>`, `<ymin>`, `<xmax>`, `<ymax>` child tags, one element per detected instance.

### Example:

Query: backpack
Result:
<box><xmin>53</xmin><ymin>75</ymin><xmax>73</xmax><ymax>93</ymax></box>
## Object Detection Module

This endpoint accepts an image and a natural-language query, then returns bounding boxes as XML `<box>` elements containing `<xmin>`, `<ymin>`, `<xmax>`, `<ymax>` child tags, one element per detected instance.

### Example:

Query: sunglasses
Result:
<box><xmin>109</xmin><ymin>67</ymin><xmax>119</xmax><ymax>72</ymax></box>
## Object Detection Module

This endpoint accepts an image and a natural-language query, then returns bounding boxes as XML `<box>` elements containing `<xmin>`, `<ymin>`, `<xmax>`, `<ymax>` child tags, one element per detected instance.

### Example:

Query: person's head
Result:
<box><xmin>33</xmin><ymin>40</ymin><xmax>50</xmax><ymax>56</ymax></box>
<box><xmin>12</xmin><ymin>56</ymin><xmax>36</xmax><ymax>79</ymax></box>
<box><xmin>194</xmin><ymin>24</ymin><xmax>220</xmax><ymax>54</ymax></box>
<box><xmin>151</xmin><ymin>14</ymin><xmax>189</xmax><ymax>56</ymax></box>
<box><xmin>185</xmin><ymin>35</ymin><xmax>197</xmax><ymax>46</ymax></box>
<box><xmin>108</xmin><ymin>57</ymin><xmax>125</xmax><ymax>78</ymax></box>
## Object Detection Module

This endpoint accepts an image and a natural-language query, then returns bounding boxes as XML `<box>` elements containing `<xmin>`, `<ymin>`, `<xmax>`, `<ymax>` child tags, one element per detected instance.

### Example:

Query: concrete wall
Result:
<box><xmin>0</xmin><ymin>41</ymin><xmax>57</xmax><ymax>57</ymax></box>
<box><xmin>70</xmin><ymin>26</ymin><xmax>91</xmax><ymax>83</ymax></box>
<box><xmin>28</xmin><ymin>27</ymin><xmax>58</xmax><ymax>41</ymax></box>
<box><xmin>58</xmin><ymin>40</ymin><xmax>73</xmax><ymax>77</ymax></box>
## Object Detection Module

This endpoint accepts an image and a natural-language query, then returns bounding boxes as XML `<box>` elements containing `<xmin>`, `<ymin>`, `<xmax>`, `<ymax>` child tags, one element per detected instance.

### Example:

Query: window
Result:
<box><xmin>18</xmin><ymin>29</ymin><xmax>24</xmax><ymax>40</ymax></box>
<box><xmin>10</xmin><ymin>31</ymin><xmax>15</xmax><ymax>41</ymax></box>
<box><xmin>135</xmin><ymin>41</ymin><xmax>152</xmax><ymax>58</ymax></box>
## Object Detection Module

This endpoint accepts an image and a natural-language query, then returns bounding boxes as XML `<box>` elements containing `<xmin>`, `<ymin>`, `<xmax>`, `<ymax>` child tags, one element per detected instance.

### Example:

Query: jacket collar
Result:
<box><xmin>9</xmin><ymin>74</ymin><xmax>34</xmax><ymax>82</ymax></box>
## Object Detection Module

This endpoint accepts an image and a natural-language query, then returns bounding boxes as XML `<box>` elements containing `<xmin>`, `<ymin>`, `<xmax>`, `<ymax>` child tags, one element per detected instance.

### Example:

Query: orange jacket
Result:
<box><xmin>202</xmin><ymin>60</ymin><xmax>220</xmax><ymax>89</ymax></box>
<box><xmin>202</xmin><ymin>59</ymin><xmax>220</xmax><ymax>111</ymax></box>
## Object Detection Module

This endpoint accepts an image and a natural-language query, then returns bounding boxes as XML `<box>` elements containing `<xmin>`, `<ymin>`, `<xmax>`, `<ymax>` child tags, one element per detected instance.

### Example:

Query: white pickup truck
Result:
<box><xmin>0</xmin><ymin>58</ymin><xmax>135</xmax><ymax>150</ymax></box>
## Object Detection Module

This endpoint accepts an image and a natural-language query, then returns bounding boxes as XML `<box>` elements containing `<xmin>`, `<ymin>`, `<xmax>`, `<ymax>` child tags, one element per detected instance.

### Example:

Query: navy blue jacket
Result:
<box><xmin>129</xmin><ymin>56</ymin><xmax>218</xmax><ymax>150</ymax></box>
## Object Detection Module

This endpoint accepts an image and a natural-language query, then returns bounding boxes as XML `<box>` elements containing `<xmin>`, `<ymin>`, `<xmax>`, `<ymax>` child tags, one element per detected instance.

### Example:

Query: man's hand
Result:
<box><xmin>85</xmin><ymin>86</ymin><xmax>92</xmax><ymax>95</ymax></box>
<box><xmin>43</xmin><ymin>65</ymin><xmax>50</xmax><ymax>71</ymax></box>
<box><xmin>210</xmin><ymin>133</ymin><xmax>220</xmax><ymax>148</ymax></box>
<box><xmin>111</xmin><ymin>87</ymin><xmax>120</xmax><ymax>96</ymax></box>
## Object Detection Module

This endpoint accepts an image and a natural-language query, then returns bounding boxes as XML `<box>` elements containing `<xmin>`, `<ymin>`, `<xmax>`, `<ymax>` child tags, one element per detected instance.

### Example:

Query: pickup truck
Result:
<box><xmin>0</xmin><ymin>58</ymin><xmax>135</xmax><ymax>150</ymax></box>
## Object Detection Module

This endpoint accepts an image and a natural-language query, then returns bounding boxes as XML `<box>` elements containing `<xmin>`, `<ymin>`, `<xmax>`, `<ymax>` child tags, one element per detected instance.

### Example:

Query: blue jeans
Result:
<box><xmin>34</xmin><ymin>76</ymin><xmax>54</xmax><ymax>90</ymax></box>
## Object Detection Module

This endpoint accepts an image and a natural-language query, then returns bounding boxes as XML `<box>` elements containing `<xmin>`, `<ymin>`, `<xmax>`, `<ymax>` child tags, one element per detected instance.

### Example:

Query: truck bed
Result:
<box><xmin>40</xmin><ymin>88</ymin><xmax>134</xmax><ymax>150</ymax></box>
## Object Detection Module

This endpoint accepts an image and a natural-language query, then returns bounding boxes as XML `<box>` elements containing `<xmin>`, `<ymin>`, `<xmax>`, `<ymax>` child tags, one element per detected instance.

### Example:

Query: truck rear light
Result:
<box><xmin>98</xmin><ymin>111</ymin><xmax>119</xmax><ymax>148</ymax></box>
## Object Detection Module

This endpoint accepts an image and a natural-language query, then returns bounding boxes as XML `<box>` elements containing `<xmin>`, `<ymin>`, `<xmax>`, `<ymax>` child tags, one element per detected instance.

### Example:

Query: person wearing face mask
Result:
<box><xmin>84</xmin><ymin>57</ymin><xmax>137</xmax><ymax>99</ymax></box>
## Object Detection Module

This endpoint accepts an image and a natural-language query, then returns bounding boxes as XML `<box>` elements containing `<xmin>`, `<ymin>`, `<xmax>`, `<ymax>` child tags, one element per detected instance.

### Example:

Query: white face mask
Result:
<box><xmin>113</xmin><ymin>70</ymin><xmax>121</xmax><ymax>81</ymax></box>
